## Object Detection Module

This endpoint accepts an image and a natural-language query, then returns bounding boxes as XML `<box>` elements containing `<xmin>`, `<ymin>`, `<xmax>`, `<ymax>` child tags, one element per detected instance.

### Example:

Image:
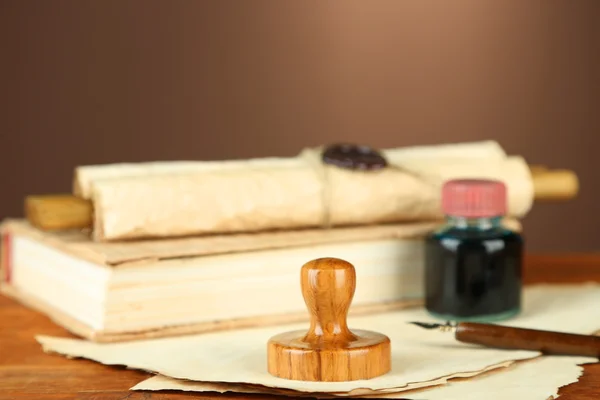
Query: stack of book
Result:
<box><xmin>0</xmin><ymin>141</ymin><xmax>577</xmax><ymax>342</ymax></box>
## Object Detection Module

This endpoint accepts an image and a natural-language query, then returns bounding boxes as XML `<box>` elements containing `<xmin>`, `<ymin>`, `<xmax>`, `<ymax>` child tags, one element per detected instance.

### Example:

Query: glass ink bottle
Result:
<box><xmin>425</xmin><ymin>179</ymin><xmax>523</xmax><ymax>322</ymax></box>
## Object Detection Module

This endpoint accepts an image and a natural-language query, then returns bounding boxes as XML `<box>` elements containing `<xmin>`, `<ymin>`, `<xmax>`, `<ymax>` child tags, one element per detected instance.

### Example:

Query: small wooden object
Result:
<box><xmin>25</xmin><ymin>194</ymin><xmax>93</xmax><ymax>231</ymax></box>
<box><xmin>411</xmin><ymin>321</ymin><xmax>600</xmax><ymax>357</ymax></box>
<box><xmin>267</xmin><ymin>257</ymin><xmax>391</xmax><ymax>382</ymax></box>
<box><xmin>456</xmin><ymin>322</ymin><xmax>600</xmax><ymax>357</ymax></box>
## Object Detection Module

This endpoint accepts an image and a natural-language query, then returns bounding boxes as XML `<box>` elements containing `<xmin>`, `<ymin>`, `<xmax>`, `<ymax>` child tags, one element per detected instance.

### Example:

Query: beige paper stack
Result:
<box><xmin>38</xmin><ymin>284</ymin><xmax>600</xmax><ymax>399</ymax></box>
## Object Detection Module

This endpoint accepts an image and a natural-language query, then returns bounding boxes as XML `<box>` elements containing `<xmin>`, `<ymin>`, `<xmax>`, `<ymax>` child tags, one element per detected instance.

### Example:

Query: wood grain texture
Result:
<box><xmin>24</xmin><ymin>194</ymin><xmax>93</xmax><ymax>231</ymax></box>
<box><xmin>1</xmin><ymin>254</ymin><xmax>600</xmax><ymax>399</ymax></box>
<box><xmin>267</xmin><ymin>258</ymin><xmax>391</xmax><ymax>381</ymax></box>
<box><xmin>456</xmin><ymin>322</ymin><xmax>600</xmax><ymax>357</ymax></box>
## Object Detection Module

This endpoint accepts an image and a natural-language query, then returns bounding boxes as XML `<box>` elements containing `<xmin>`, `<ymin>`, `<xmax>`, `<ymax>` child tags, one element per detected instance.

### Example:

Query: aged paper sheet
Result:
<box><xmin>402</xmin><ymin>356</ymin><xmax>592</xmax><ymax>400</ymax></box>
<box><xmin>131</xmin><ymin>360</ymin><xmax>515</xmax><ymax>397</ymax></box>
<box><xmin>133</xmin><ymin>355</ymin><xmax>591</xmax><ymax>399</ymax></box>
<box><xmin>37</xmin><ymin>285</ymin><xmax>600</xmax><ymax>394</ymax></box>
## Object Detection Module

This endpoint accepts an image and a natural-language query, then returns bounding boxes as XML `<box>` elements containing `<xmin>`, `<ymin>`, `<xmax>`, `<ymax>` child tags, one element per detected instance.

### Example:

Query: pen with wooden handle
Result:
<box><xmin>410</xmin><ymin>321</ymin><xmax>600</xmax><ymax>357</ymax></box>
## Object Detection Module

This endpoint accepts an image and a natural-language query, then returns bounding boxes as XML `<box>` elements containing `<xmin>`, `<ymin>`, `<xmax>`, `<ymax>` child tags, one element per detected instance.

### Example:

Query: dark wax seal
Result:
<box><xmin>321</xmin><ymin>143</ymin><xmax>388</xmax><ymax>171</ymax></box>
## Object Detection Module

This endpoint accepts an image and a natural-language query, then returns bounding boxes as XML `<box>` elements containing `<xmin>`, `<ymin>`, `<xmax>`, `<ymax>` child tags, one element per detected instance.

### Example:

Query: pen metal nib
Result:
<box><xmin>409</xmin><ymin>321</ymin><xmax>458</xmax><ymax>332</ymax></box>
<box><xmin>409</xmin><ymin>321</ymin><xmax>441</xmax><ymax>330</ymax></box>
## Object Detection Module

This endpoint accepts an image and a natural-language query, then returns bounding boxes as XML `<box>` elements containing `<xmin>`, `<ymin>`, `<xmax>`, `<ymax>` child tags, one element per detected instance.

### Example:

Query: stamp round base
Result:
<box><xmin>267</xmin><ymin>328</ymin><xmax>391</xmax><ymax>382</ymax></box>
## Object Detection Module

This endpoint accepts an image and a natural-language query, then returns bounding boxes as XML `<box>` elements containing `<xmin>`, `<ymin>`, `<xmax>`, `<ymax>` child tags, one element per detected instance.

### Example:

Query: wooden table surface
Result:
<box><xmin>2</xmin><ymin>254</ymin><xmax>600</xmax><ymax>400</ymax></box>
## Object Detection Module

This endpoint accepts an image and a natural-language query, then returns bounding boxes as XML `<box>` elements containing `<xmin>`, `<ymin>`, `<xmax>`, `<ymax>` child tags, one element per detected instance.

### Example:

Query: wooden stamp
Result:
<box><xmin>267</xmin><ymin>257</ymin><xmax>391</xmax><ymax>382</ymax></box>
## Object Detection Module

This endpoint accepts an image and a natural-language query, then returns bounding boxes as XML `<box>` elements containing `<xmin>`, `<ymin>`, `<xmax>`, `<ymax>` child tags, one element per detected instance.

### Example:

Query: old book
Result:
<box><xmin>0</xmin><ymin>219</ymin><xmax>464</xmax><ymax>342</ymax></box>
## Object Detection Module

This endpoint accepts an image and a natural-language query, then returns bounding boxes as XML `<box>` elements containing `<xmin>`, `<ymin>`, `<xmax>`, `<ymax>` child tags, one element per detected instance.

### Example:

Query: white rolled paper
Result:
<box><xmin>74</xmin><ymin>141</ymin><xmax>533</xmax><ymax>241</ymax></box>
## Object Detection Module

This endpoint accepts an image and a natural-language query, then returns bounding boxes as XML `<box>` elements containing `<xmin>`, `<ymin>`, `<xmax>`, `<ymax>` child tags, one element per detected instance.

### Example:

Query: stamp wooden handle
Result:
<box><xmin>301</xmin><ymin>258</ymin><xmax>358</xmax><ymax>345</ymax></box>
<box><xmin>456</xmin><ymin>322</ymin><xmax>600</xmax><ymax>357</ymax></box>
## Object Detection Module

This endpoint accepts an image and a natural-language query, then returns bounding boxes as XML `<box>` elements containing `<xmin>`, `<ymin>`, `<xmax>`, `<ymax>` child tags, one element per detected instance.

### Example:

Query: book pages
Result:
<box><xmin>0</xmin><ymin>218</ymin><xmax>522</xmax><ymax>266</ymax></box>
<box><xmin>37</xmin><ymin>284</ymin><xmax>599</xmax><ymax>395</ymax></box>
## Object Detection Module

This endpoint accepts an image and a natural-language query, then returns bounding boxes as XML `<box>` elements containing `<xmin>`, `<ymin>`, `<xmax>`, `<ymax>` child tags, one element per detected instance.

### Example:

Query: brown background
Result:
<box><xmin>0</xmin><ymin>1</ymin><xmax>598</xmax><ymax>251</ymax></box>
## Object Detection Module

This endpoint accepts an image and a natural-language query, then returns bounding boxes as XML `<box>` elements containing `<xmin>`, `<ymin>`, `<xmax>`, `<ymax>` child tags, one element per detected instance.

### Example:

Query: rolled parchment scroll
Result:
<box><xmin>73</xmin><ymin>141</ymin><xmax>534</xmax><ymax>241</ymax></box>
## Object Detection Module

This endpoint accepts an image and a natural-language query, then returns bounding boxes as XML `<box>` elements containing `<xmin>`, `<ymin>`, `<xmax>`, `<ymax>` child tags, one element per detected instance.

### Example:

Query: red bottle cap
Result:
<box><xmin>441</xmin><ymin>179</ymin><xmax>507</xmax><ymax>218</ymax></box>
